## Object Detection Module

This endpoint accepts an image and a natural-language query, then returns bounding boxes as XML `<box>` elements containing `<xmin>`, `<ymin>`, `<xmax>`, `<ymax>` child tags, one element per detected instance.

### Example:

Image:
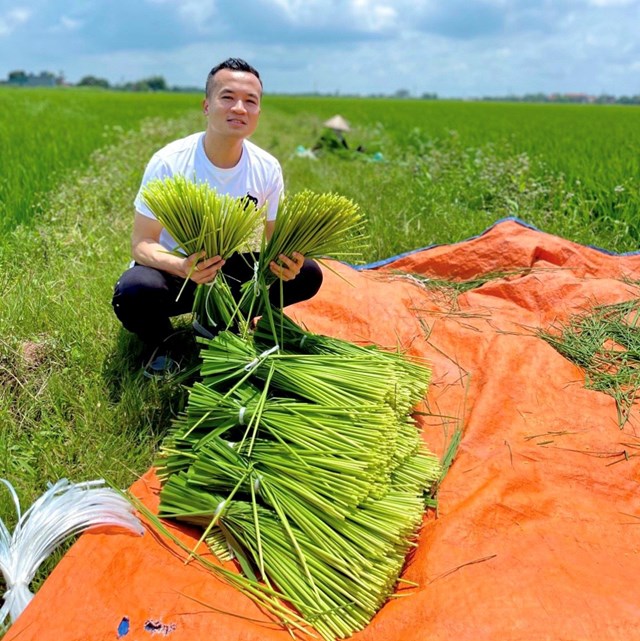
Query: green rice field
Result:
<box><xmin>268</xmin><ymin>96</ymin><xmax>640</xmax><ymax>256</ymax></box>
<box><xmin>0</xmin><ymin>87</ymin><xmax>199</xmax><ymax>232</ymax></box>
<box><xmin>3</xmin><ymin>87</ymin><xmax>639</xmax><ymax>255</ymax></box>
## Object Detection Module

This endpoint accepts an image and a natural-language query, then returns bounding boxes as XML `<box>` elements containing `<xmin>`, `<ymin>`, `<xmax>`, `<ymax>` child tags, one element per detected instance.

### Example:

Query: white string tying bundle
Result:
<box><xmin>0</xmin><ymin>478</ymin><xmax>143</xmax><ymax>629</ymax></box>
<box><xmin>213</xmin><ymin>500</ymin><xmax>227</xmax><ymax>519</ymax></box>
<box><xmin>252</xmin><ymin>261</ymin><xmax>260</xmax><ymax>296</ymax></box>
<box><xmin>244</xmin><ymin>344</ymin><xmax>280</xmax><ymax>372</ymax></box>
<box><xmin>238</xmin><ymin>406</ymin><xmax>247</xmax><ymax>426</ymax></box>
<box><xmin>252</xmin><ymin>474</ymin><xmax>264</xmax><ymax>494</ymax></box>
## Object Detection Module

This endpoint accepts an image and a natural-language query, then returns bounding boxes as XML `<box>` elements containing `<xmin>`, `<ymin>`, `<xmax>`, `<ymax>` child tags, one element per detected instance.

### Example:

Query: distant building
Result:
<box><xmin>2</xmin><ymin>71</ymin><xmax>63</xmax><ymax>87</ymax></box>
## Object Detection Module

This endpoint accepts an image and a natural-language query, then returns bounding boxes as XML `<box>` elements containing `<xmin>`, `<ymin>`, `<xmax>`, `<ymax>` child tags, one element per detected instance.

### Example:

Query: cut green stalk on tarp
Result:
<box><xmin>539</xmin><ymin>298</ymin><xmax>640</xmax><ymax>428</ymax></box>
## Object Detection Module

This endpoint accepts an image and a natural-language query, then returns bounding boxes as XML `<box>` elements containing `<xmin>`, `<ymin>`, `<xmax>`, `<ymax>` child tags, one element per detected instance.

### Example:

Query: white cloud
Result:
<box><xmin>49</xmin><ymin>15</ymin><xmax>82</xmax><ymax>33</ymax></box>
<box><xmin>352</xmin><ymin>0</ymin><xmax>397</xmax><ymax>31</ymax></box>
<box><xmin>143</xmin><ymin>0</ymin><xmax>217</xmax><ymax>25</ymax></box>
<box><xmin>0</xmin><ymin>7</ymin><xmax>31</xmax><ymax>37</ymax></box>
<box><xmin>60</xmin><ymin>16</ymin><xmax>80</xmax><ymax>30</ymax></box>
<box><xmin>588</xmin><ymin>0</ymin><xmax>636</xmax><ymax>6</ymax></box>
<box><xmin>260</xmin><ymin>0</ymin><xmax>398</xmax><ymax>33</ymax></box>
<box><xmin>0</xmin><ymin>0</ymin><xmax>638</xmax><ymax>97</ymax></box>
<box><xmin>175</xmin><ymin>0</ymin><xmax>217</xmax><ymax>24</ymax></box>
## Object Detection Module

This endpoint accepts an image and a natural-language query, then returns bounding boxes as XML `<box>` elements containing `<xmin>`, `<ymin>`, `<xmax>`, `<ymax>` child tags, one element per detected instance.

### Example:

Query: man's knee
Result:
<box><xmin>300</xmin><ymin>258</ymin><xmax>323</xmax><ymax>298</ymax></box>
<box><xmin>111</xmin><ymin>265</ymin><xmax>169</xmax><ymax>322</ymax></box>
<box><xmin>271</xmin><ymin>259</ymin><xmax>323</xmax><ymax>308</ymax></box>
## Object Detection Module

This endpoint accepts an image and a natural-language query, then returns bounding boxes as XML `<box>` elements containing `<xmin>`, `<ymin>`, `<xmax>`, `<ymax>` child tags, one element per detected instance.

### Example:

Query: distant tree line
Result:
<box><xmin>1</xmin><ymin>69</ymin><xmax>199</xmax><ymax>93</ymax></box>
<box><xmin>76</xmin><ymin>74</ymin><xmax>180</xmax><ymax>92</ymax></box>
<box><xmin>3</xmin><ymin>70</ymin><xmax>62</xmax><ymax>87</ymax></box>
<box><xmin>389</xmin><ymin>88</ymin><xmax>640</xmax><ymax>104</ymax></box>
<box><xmin>477</xmin><ymin>92</ymin><xmax>640</xmax><ymax>105</ymax></box>
<box><xmin>2</xmin><ymin>70</ymin><xmax>639</xmax><ymax>103</ymax></box>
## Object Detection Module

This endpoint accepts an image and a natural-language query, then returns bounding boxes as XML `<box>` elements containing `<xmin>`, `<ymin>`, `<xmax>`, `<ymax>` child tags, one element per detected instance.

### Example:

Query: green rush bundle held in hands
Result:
<box><xmin>141</xmin><ymin>174</ymin><xmax>265</xmax><ymax>326</ymax></box>
<box><xmin>141</xmin><ymin>178</ymin><xmax>365</xmax><ymax>332</ymax></box>
<box><xmin>141</xmin><ymin>175</ymin><xmax>265</xmax><ymax>260</ymax></box>
<box><xmin>259</xmin><ymin>190</ymin><xmax>364</xmax><ymax>282</ymax></box>
<box><xmin>236</xmin><ymin>190</ymin><xmax>365</xmax><ymax>321</ymax></box>
<box><xmin>155</xmin><ymin>309</ymin><xmax>441</xmax><ymax>641</ymax></box>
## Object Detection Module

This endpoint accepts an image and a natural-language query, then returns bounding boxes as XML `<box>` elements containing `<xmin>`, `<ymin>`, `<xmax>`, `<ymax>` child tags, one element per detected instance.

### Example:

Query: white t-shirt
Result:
<box><xmin>134</xmin><ymin>132</ymin><xmax>284</xmax><ymax>252</ymax></box>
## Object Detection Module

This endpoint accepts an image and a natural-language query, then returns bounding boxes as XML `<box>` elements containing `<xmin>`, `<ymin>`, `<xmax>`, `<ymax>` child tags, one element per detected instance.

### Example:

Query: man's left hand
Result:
<box><xmin>270</xmin><ymin>252</ymin><xmax>304</xmax><ymax>282</ymax></box>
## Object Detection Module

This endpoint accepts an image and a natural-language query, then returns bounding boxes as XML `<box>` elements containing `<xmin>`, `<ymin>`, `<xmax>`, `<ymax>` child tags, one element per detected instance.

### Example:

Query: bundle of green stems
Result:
<box><xmin>259</xmin><ymin>190</ymin><xmax>363</xmax><ymax>280</ymax></box>
<box><xmin>233</xmin><ymin>190</ymin><xmax>365</xmax><ymax>319</ymax></box>
<box><xmin>141</xmin><ymin>175</ymin><xmax>264</xmax><ymax>326</ymax></box>
<box><xmin>254</xmin><ymin>307</ymin><xmax>431</xmax><ymax>414</ymax></box>
<box><xmin>196</xmin><ymin>329</ymin><xmax>425</xmax><ymax>411</ymax></box>
<box><xmin>142</xmin><ymin>175</ymin><xmax>264</xmax><ymax>259</ymax></box>
<box><xmin>143</xmin><ymin>181</ymin><xmax>365</xmax><ymax>333</ymax></box>
<box><xmin>145</xmin><ymin>174</ymin><xmax>439</xmax><ymax>641</ymax></box>
<box><xmin>160</xmin><ymin>481</ymin><xmax>429</xmax><ymax>640</ymax></box>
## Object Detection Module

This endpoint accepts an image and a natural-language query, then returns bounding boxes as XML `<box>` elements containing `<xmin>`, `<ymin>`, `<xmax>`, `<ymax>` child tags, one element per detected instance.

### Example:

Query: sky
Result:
<box><xmin>0</xmin><ymin>0</ymin><xmax>639</xmax><ymax>98</ymax></box>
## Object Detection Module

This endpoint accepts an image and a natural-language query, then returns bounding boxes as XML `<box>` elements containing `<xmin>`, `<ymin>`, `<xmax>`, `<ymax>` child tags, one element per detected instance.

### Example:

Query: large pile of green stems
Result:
<box><xmin>156</xmin><ymin>306</ymin><xmax>440</xmax><ymax>640</ymax></box>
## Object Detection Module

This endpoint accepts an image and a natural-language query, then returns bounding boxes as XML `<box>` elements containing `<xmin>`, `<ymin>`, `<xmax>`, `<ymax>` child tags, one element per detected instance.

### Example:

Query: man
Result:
<box><xmin>112</xmin><ymin>58</ymin><xmax>323</xmax><ymax>376</ymax></box>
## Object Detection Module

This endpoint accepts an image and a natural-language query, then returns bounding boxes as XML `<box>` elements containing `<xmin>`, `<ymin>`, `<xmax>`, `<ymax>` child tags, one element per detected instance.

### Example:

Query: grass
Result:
<box><xmin>4</xmin><ymin>90</ymin><xmax>639</xmax><ymax>254</ymax></box>
<box><xmin>0</xmin><ymin>111</ymin><xmax>215</xmax><ymax>601</ymax></box>
<box><xmin>538</xmin><ymin>298</ymin><xmax>640</xmax><ymax>428</ymax></box>
<box><xmin>269</xmin><ymin>97</ymin><xmax>640</xmax><ymax>229</ymax></box>
<box><xmin>0</xmin><ymin>112</ymin><xmax>206</xmax><ymax>523</ymax></box>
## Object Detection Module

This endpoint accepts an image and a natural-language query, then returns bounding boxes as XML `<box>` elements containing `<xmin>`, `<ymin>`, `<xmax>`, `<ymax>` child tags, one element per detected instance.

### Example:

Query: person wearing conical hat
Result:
<box><xmin>313</xmin><ymin>114</ymin><xmax>351</xmax><ymax>152</ymax></box>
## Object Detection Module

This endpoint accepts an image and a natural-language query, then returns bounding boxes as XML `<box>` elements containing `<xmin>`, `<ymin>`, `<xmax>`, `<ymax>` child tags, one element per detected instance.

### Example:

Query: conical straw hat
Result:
<box><xmin>323</xmin><ymin>114</ymin><xmax>351</xmax><ymax>132</ymax></box>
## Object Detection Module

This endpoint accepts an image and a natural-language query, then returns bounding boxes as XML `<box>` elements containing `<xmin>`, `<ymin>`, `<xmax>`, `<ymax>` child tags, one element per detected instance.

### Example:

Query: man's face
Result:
<box><xmin>203</xmin><ymin>69</ymin><xmax>262</xmax><ymax>140</ymax></box>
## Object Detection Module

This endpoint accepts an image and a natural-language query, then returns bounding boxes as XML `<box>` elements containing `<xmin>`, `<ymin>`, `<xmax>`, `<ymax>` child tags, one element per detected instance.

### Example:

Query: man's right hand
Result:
<box><xmin>131</xmin><ymin>213</ymin><xmax>225</xmax><ymax>283</ymax></box>
<box><xmin>185</xmin><ymin>251</ymin><xmax>225</xmax><ymax>284</ymax></box>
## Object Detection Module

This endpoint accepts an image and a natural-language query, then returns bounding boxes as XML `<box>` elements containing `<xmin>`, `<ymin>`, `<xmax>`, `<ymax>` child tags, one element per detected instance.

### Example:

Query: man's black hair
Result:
<box><xmin>205</xmin><ymin>58</ymin><xmax>262</xmax><ymax>97</ymax></box>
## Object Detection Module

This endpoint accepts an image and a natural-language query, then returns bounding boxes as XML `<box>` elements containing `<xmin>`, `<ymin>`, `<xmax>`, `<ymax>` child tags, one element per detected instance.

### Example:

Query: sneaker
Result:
<box><xmin>143</xmin><ymin>354</ymin><xmax>181</xmax><ymax>380</ymax></box>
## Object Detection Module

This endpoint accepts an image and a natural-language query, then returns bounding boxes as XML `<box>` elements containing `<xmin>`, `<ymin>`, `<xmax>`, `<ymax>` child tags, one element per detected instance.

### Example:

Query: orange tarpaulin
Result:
<box><xmin>6</xmin><ymin>219</ymin><xmax>640</xmax><ymax>641</ymax></box>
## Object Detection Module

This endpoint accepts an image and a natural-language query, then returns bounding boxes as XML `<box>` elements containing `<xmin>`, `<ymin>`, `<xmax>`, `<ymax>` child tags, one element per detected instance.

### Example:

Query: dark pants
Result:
<box><xmin>111</xmin><ymin>253</ymin><xmax>323</xmax><ymax>348</ymax></box>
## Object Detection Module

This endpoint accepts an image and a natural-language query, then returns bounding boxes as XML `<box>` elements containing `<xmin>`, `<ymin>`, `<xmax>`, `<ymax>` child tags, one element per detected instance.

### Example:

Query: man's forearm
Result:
<box><xmin>132</xmin><ymin>239</ymin><xmax>188</xmax><ymax>278</ymax></box>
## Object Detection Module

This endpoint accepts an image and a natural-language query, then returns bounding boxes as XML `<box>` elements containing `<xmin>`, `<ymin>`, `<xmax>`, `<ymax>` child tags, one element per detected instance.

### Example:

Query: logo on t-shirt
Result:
<box><xmin>242</xmin><ymin>192</ymin><xmax>259</xmax><ymax>209</ymax></box>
